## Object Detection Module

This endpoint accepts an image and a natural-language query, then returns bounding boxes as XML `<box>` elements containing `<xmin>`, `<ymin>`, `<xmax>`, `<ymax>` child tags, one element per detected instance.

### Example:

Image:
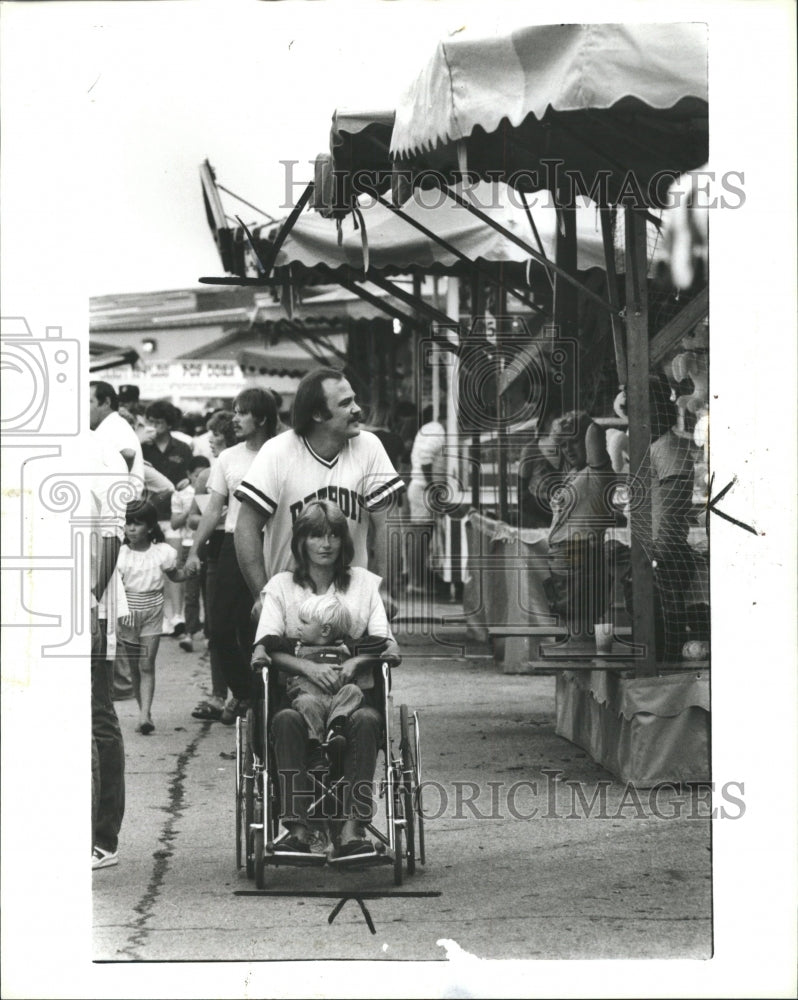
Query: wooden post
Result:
<box><xmin>554</xmin><ymin>204</ymin><xmax>578</xmax><ymax>412</ymax></box>
<box><xmin>624</xmin><ymin>208</ymin><xmax>657</xmax><ymax>677</ymax></box>
<box><xmin>599</xmin><ymin>207</ymin><xmax>628</xmax><ymax>386</ymax></box>
<box><xmin>496</xmin><ymin>276</ymin><xmax>509</xmax><ymax>523</ymax></box>
<box><xmin>444</xmin><ymin>276</ymin><xmax>461</xmax><ymax>586</ymax></box>
<box><xmin>469</xmin><ymin>274</ymin><xmax>482</xmax><ymax>510</ymax></box>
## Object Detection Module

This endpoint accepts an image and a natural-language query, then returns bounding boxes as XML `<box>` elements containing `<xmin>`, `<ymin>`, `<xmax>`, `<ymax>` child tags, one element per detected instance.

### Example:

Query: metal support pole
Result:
<box><xmin>444</xmin><ymin>277</ymin><xmax>461</xmax><ymax>584</ymax></box>
<box><xmin>469</xmin><ymin>273</ymin><xmax>483</xmax><ymax>510</ymax></box>
<box><xmin>555</xmin><ymin>205</ymin><xmax>578</xmax><ymax>413</ymax></box>
<box><xmin>496</xmin><ymin>278</ymin><xmax>509</xmax><ymax>524</ymax></box>
<box><xmin>624</xmin><ymin>209</ymin><xmax>657</xmax><ymax>677</ymax></box>
<box><xmin>443</xmin><ymin>186</ymin><xmax>617</xmax><ymax>315</ymax></box>
<box><xmin>599</xmin><ymin>207</ymin><xmax>628</xmax><ymax>386</ymax></box>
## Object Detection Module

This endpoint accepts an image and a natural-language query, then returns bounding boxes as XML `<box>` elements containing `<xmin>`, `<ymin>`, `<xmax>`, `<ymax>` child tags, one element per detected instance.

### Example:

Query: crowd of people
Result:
<box><xmin>516</xmin><ymin>379</ymin><xmax>706</xmax><ymax>657</ymax></box>
<box><xmin>89</xmin><ymin>364</ymin><xmax>707</xmax><ymax>871</ymax></box>
<box><xmin>89</xmin><ymin>369</ymin><xmax>423</xmax><ymax>870</ymax></box>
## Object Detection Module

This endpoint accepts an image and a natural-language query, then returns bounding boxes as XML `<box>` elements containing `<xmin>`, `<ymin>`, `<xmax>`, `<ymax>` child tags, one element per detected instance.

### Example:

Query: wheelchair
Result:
<box><xmin>235</xmin><ymin>654</ymin><xmax>425</xmax><ymax>887</ymax></box>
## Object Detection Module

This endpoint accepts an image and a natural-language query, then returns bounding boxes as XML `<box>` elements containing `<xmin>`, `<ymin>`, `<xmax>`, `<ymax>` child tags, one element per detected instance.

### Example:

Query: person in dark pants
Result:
<box><xmin>254</xmin><ymin>500</ymin><xmax>398</xmax><ymax>860</ymax></box>
<box><xmin>546</xmin><ymin>411</ymin><xmax>620</xmax><ymax>638</ymax></box>
<box><xmin>89</xmin><ymin>433</ymin><xmax>127</xmax><ymax>870</ymax></box>
<box><xmin>92</xmin><ymin>618</ymin><xmax>126</xmax><ymax>869</ymax></box>
<box><xmin>185</xmin><ymin>389</ymin><xmax>278</xmax><ymax>723</ymax></box>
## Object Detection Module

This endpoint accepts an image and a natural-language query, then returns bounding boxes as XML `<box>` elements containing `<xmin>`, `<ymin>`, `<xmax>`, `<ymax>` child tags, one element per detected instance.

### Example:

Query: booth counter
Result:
<box><xmin>555</xmin><ymin>669</ymin><xmax>710</xmax><ymax>787</ymax></box>
<box><xmin>463</xmin><ymin>509</ymin><xmax>711</xmax><ymax>787</ymax></box>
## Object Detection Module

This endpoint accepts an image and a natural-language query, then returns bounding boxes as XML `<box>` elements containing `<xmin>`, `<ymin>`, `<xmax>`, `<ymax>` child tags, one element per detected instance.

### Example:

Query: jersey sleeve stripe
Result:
<box><xmin>234</xmin><ymin>481</ymin><xmax>277</xmax><ymax>515</ymax></box>
<box><xmin>364</xmin><ymin>476</ymin><xmax>405</xmax><ymax>507</ymax></box>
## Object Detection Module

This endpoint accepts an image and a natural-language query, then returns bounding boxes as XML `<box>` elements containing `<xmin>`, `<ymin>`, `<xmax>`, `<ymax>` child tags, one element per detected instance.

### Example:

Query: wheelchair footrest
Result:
<box><xmin>327</xmin><ymin>853</ymin><xmax>391</xmax><ymax>869</ymax></box>
<box><xmin>263</xmin><ymin>849</ymin><xmax>327</xmax><ymax>867</ymax></box>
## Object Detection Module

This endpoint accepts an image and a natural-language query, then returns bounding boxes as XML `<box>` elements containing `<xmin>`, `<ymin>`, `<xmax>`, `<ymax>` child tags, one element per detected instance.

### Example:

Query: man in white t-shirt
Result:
<box><xmin>234</xmin><ymin>369</ymin><xmax>405</xmax><ymax>616</ymax></box>
<box><xmin>185</xmin><ymin>388</ymin><xmax>277</xmax><ymax>722</ymax></box>
<box><xmin>90</xmin><ymin>381</ymin><xmax>145</xmax><ymax>499</ymax></box>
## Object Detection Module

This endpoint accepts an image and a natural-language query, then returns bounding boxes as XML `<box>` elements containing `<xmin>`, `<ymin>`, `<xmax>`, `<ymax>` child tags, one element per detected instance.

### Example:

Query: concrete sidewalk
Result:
<box><xmin>93</xmin><ymin>613</ymin><xmax>711</xmax><ymax>962</ymax></box>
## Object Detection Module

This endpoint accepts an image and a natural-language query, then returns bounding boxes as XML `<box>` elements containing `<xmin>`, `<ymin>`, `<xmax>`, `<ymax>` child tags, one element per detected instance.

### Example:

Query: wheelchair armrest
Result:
<box><xmin>381</xmin><ymin>653</ymin><xmax>402</xmax><ymax>669</ymax></box>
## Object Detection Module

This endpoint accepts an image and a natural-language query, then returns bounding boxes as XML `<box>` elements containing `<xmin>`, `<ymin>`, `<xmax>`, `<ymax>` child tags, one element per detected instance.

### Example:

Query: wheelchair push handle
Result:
<box><xmin>250</xmin><ymin>644</ymin><xmax>272</xmax><ymax>671</ymax></box>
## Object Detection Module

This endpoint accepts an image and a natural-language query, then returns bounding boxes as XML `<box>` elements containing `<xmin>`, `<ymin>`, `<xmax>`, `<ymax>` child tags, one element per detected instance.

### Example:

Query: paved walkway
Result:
<box><xmin>92</xmin><ymin>609</ymin><xmax>711</xmax><ymax>965</ymax></box>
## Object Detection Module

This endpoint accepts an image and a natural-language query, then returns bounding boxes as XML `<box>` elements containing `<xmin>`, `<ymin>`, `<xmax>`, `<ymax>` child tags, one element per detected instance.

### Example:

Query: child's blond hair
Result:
<box><xmin>298</xmin><ymin>593</ymin><xmax>352</xmax><ymax>642</ymax></box>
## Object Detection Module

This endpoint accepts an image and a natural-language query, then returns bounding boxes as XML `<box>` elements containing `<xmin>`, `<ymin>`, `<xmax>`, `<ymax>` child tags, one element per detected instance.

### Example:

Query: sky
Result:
<box><xmin>3</xmin><ymin>1</ymin><xmax>537</xmax><ymax>299</ymax></box>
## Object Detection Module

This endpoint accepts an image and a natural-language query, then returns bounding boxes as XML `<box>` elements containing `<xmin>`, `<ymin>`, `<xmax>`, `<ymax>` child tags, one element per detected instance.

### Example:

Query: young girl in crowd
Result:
<box><xmin>118</xmin><ymin>500</ymin><xmax>188</xmax><ymax>734</ymax></box>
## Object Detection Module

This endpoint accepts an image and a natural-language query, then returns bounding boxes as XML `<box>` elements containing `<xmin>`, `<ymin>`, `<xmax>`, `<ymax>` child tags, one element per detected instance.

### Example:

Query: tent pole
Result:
<box><xmin>444</xmin><ymin>276</ymin><xmax>461</xmax><ymax>585</ymax></box>
<box><xmin>363</xmin><ymin>270</ymin><xmax>454</xmax><ymax>328</ymax></box>
<box><xmin>373</xmin><ymin>193</ymin><xmax>543</xmax><ymax>315</ymax></box>
<box><xmin>496</xmin><ymin>277</ymin><xmax>510</xmax><ymax>523</ymax></box>
<box><xmin>469</xmin><ymin>273</ymin><xmax>483</xmax><ymax>510</ymax></box>
<box><xmin>259</xmin><ymin>181</ymin><xmax>315</xmax><ymax>278</ymax></box>
<box><xmin>554</xmin><ymin>205</ymin><xmax>578</xmax><ymax>413</ymax></box>
<box><xmin>442</xmin><ymin>186</ymin><xmax>617</xmax><ymax>315</ymax></box>
<box><xmin>599</xmin><ymin>207</ymin><xmax>628</xmax><ymax>385</ymax></box>
<box><xmin>624</xmin><ymin>208</ymin><xmax>657</xmax><ymax>677</ymax></box>
<box><xmin>331</xmin><ymin>274</ymin><xmax>427</xmax><ymax>333</ymax></box>
<box><xmin>650</xmin><ymin>286</ymin><xmax>708</xmax><ymax>366</ymax></box>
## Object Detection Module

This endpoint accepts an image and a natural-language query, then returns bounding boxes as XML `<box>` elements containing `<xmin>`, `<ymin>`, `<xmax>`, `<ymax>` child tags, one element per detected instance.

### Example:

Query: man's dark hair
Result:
<box><xmin>118</xmin><ymin>384</ymin><xmax>140</xmax><ymax>405</ymax></box>
<box><xmin>188</xmin><ymin>456</ymin><xmax>211</xmax><ymax>473</ymax></box>
<box><xmin>291</xmin><ymin>368</ymin><xmax>346</xmax><ymax>437</ymax></box>
<box><xmin>234</xmin><ymin>387</ymin><xmax>277</xmax><ymax>438</ymax></box>
<box><xmin>145</xmin><ymin>399</ymin><xmax>176</xmax><ymax>426</ymax></box>
<box><xmin>90</xmin><ymin>380</ymin><xmax>119</xmax><ymax>411</ymax></box>
<box><xmin>421</xmin><ymin>404</ymin><xmax>435</xmax><ymax>425</ymax></box>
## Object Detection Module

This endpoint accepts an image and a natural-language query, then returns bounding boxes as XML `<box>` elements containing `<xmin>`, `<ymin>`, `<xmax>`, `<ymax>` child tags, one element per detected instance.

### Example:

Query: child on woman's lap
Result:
<box><xmin>253</xmin><ymin>593</ymin><xmax>382</xmax><ymax>769</ymax></box>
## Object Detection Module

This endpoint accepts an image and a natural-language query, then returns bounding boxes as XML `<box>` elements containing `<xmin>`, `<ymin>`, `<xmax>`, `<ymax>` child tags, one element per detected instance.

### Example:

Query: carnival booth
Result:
<box><xmin>198</xmin><ymin>25</ymin><xmax>710</xmax><ymax>784</ymax></box>
<box><xmin>202</xmin><ymin>140</ymin><xmax>635</xmax><ymax>608</ymax></box>
<box><xmin>385</xmin><ymin>22</ymin><xmax>710</xmax><ymax>785</ymax></box>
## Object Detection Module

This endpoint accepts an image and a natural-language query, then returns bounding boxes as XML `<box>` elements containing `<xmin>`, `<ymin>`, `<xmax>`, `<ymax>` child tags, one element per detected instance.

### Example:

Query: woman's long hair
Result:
<box><xmin>124</xmin><ymin>499</ymin><xmax>165</xmax><ymax>544</ymax></box>
<box><xmin>291</xmin><ymin>499</ymin><xmax>354</xmax><ymax>593</ymax></box>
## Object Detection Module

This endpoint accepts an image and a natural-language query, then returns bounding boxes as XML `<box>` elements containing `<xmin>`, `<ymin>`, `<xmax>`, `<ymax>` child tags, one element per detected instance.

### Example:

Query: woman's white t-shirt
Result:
<box><xmin>117</xmin><ymin>542</ymin><xmax>177</xmax><ymax>593</ymax></box>
<box><xmin>256</xmin><ymin>566</ymin><xmax>393</xmax><ymax>646</ymax></box>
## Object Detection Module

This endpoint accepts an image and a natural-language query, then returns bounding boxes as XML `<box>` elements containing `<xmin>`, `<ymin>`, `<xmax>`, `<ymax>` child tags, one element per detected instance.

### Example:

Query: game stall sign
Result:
<box><xmin>99</xmin><ymin>359</ymin><xmax>245</xmax><ymax>404</ymax></box>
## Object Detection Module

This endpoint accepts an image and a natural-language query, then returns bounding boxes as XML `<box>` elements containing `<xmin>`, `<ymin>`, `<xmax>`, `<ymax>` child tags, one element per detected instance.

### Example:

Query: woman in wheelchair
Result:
<box><xmin>253</xmin><ymin>499</ymin><xmax>400</xmax><ymax>861</ymax></box>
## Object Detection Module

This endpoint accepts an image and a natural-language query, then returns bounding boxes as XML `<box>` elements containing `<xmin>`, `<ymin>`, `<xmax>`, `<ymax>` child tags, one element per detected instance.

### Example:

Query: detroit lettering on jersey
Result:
<box><xmin>234</xmin><ymin>430</ymin><xmax>405</xmax><ymax>578</ymax></box>
<box><xmin>289</xmin><ymin>483</ymin><xmax>365</xmax><ymax>525</ymax></box>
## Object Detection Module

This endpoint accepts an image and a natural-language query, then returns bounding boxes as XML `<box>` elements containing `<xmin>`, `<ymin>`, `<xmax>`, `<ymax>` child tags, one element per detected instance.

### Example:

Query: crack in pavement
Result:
<box><xmin>119</xmin><ymin>724</ymin><xmax>209</xmax><ymax>960</ymax></box>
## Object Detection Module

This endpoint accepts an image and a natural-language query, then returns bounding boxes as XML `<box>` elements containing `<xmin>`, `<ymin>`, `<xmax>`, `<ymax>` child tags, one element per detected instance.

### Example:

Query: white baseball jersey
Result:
<box><xmin>235</xmin><ymin>430</ymin><xmax>404</xmax><ymax>578</ymax></box>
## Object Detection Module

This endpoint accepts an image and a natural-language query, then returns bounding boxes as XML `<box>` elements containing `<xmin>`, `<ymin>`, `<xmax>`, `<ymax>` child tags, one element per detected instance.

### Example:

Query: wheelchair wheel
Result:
<box><xmin>235</xmin><ymin>717</ymin><xmax>244</xmax><ymax>870</ymax></box>
<box><xmin>413</xmin><ymin>709</ymin><xmax>426</xmax><ymax>867</ymax></box>
<box><xmin>244</xmin><ymin>754</ymin><xmax>255</xmax><ymax>879</ymax></box>
<box><xmin>393</xmin><ymin>814</ymin><xmax>404</xmax><ymax>887</ymax></box>
<box><xmin>399</xmin><ymin>704</ymin><xmax>416</xmax><ymax>876</ymax></box>
<box><xmin>254</xmin><ymin>826</ymin><xmax>266</xmax><ymax>889</ymax></box>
